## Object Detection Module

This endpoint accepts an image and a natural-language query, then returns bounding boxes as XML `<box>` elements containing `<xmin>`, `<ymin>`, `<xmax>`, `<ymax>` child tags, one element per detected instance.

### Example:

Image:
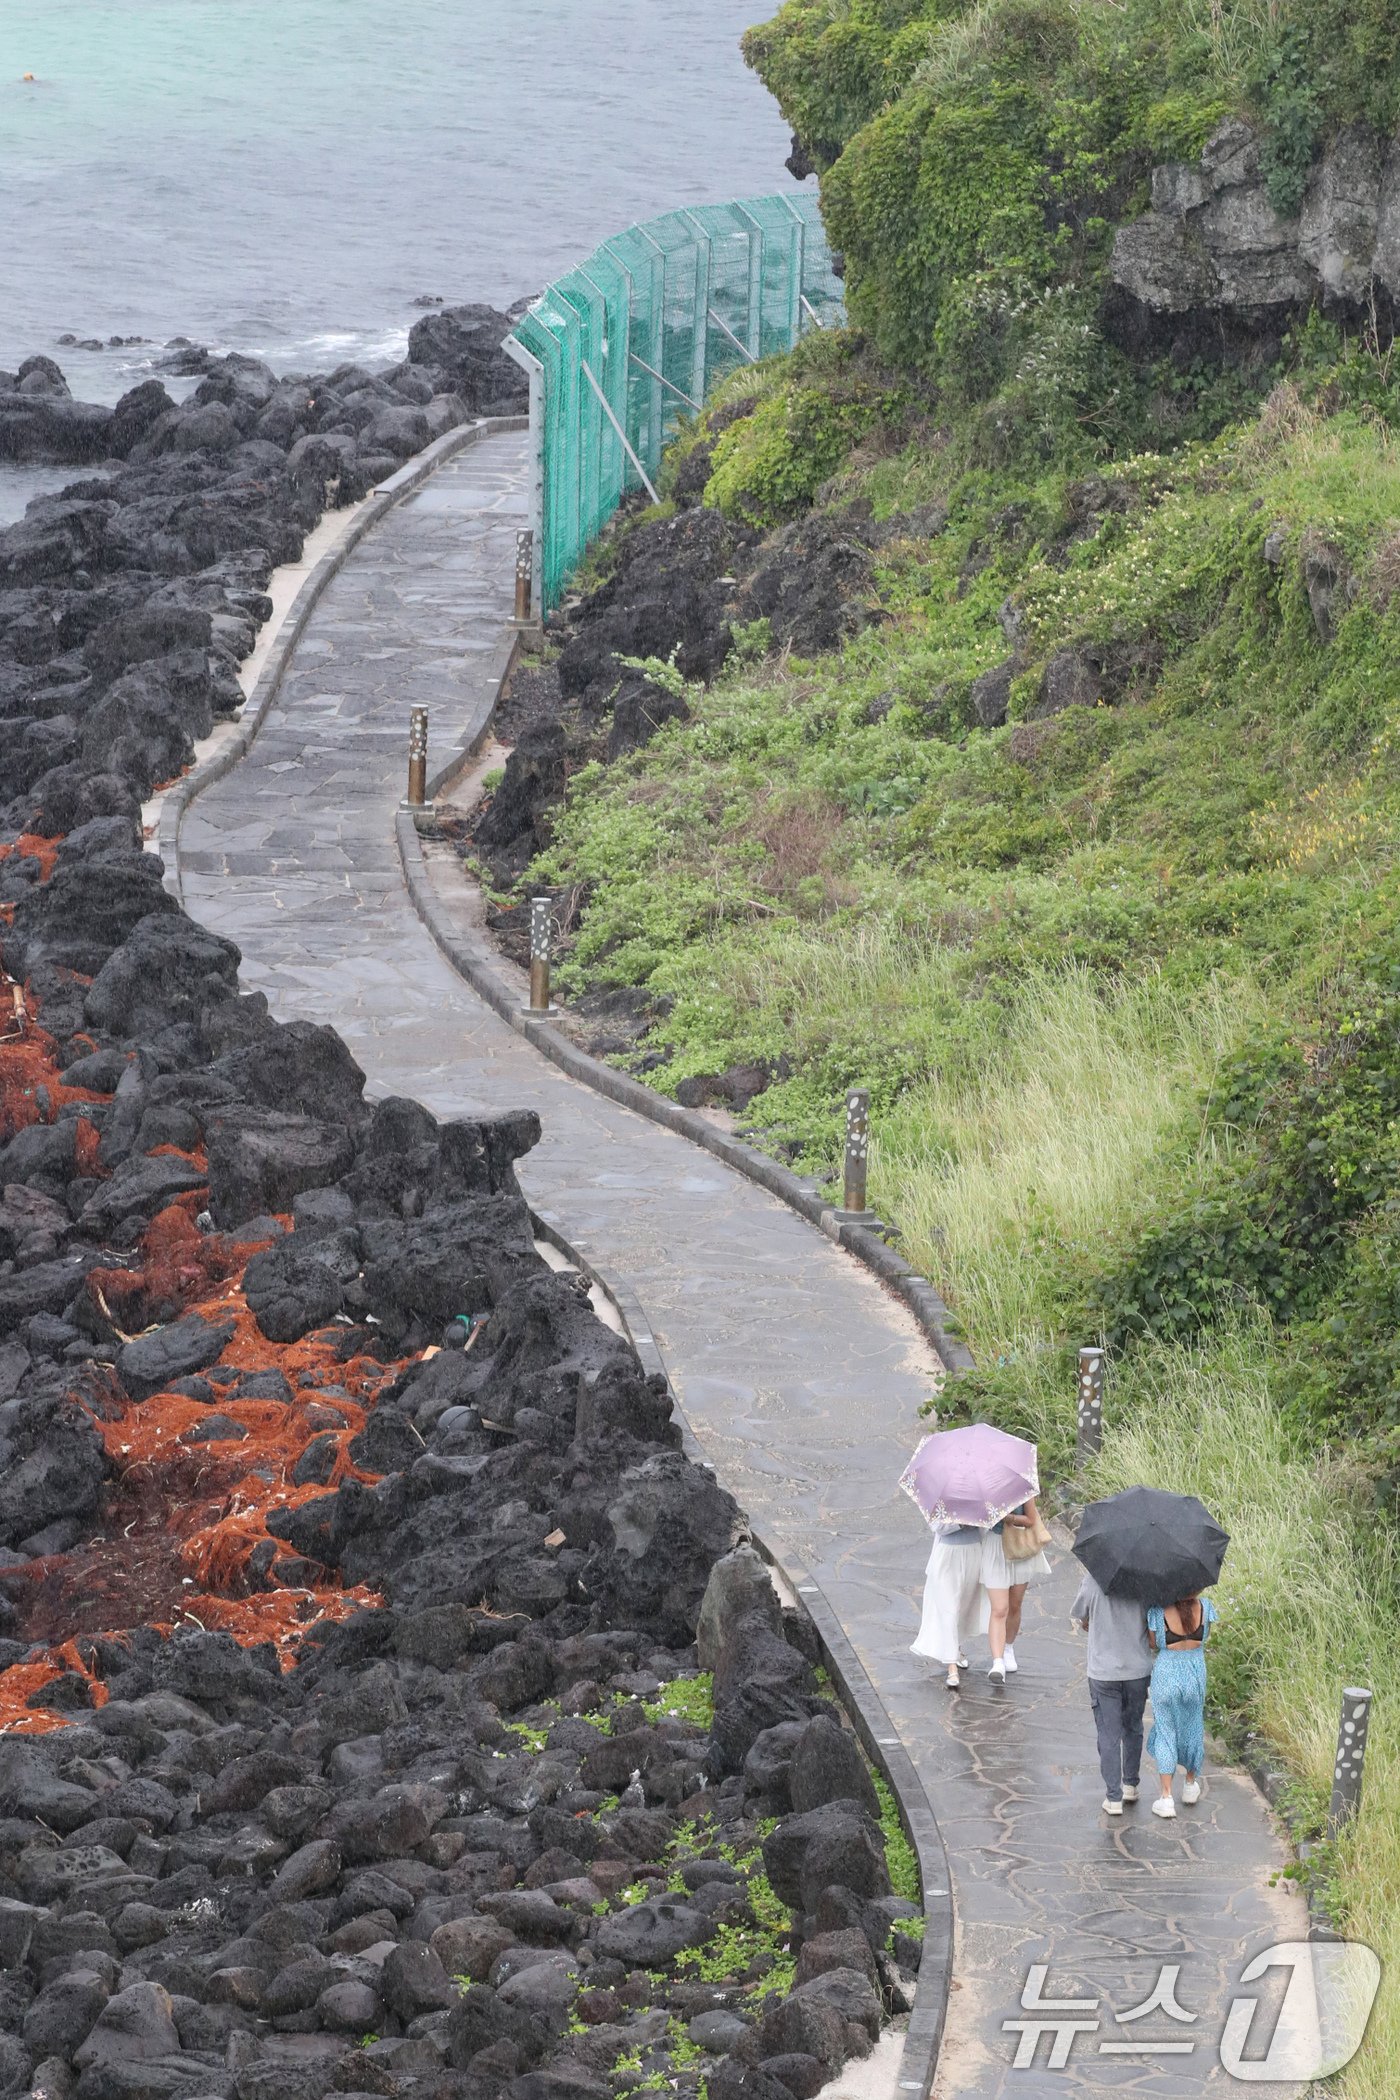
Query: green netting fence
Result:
<box><xmin>503</xmin><ymin>191</ymin><xmax>844</xmax><ymax>614</ymax></box>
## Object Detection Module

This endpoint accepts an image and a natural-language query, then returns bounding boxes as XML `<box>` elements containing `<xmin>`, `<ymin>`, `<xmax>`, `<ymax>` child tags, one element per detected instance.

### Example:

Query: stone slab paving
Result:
<box><xmin>178</xmin><ymin>431</ymin><xmax>1307</xmax><ymax>2098</ymax></box>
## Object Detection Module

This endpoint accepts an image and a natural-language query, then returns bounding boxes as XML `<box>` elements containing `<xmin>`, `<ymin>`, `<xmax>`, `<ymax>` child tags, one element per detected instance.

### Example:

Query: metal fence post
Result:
<box><xmin>837</xmin><ymin>1088</ymin><xmax>872</xmax><ymax>1221</ymax></box>
<box><xmin>406</xmin><ymin>708</ymin><xmax>428</xmax><ymax>809</ymax></box>
<box><xmin>1329</xmin><ymin>1687</ymin><xmax>1373</xmax><ymax>1834</ymax></box>
<box><xmin>690</xmin><ymin>224</ymin><xmax>712</xmax><ymax>413</ymax></box>
<box><xmin>525</xmin><ymin>898</ymin><xmax>556</xmax><ymax>1016</ymax></box>
<box><xmin>514</xmin><ymin>530</ymin><xmax>534</xmax><ymax>623</ymax></box>
<box><xmin>501</xmin><ymin>333</ymin><xmax>546</xmax><ymax>609</ymax></box>
<box><xmin>1077</xmin><ymin>1347</ymin><xmax>1105</xmax><ymax>1462</ymax></box>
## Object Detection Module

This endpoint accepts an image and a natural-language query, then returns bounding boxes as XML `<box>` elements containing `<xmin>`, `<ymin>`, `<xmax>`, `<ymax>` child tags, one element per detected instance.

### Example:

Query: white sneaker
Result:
<box><xmin>988</xmin><ymin>1658</ymin><xmax>1006</xmax><ymax>1682</ymax></box>
<box><xmin>1121</xmin><ymin>1785</ymin><xmax>1139</xmax><ymax>1802</ymax></box>
<box><xmin>1102</xmin><ymin>1798</ymin><xmax>1123</xmax><ymax>1816</ymax></box>
<box><xmin>1151</xmin><ymin>1796</ymin><xmax>1177</xmax><ymax>1819</ymax></box>
<box><xmin>1182</xmin><ymin>1779</ymin><xmax>1202</xmax><ymax>1804</ymax></box>
<box><xmin>1003</xmin><ymin>1645</ymin><xmax>1018</xmax><ymax>1673</ymax></box>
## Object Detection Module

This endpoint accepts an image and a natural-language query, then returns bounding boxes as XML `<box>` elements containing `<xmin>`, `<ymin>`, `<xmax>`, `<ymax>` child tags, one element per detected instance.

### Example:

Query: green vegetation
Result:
<box><xmin>674</xmin><ymin>1864</ymin><xmax>798</xmax><ymax>2000</ymax></box>
<box><xmin>642</xmin><ymin>1672</ymin><xmax>715</xmax><ymax>1729</ymax></box>
<box><xmin>503</xmin><ymin>1719</ymin><xmax>550</xmax><ymax>1754</ymax></box>
<box><xmin>745</xmin><ymin>0</ymin><xmax>1400</xmax><ymax>368</ymax></box>
<box><xmin>873</xmin><ymin>1771</ymin><xmax>920</xmax><ymax>1906</ymax></box>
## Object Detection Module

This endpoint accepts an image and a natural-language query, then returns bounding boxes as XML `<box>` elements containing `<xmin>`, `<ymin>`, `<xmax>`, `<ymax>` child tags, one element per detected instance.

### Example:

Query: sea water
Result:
<box><xmin>0</xmin><ymin>0</ymin><xmax>796</xmax><ymax>516</ymax></box>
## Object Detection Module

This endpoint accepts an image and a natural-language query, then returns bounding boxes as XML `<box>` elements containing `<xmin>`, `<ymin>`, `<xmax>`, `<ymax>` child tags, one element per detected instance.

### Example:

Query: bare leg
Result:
<box><xmin>1006</xmin><ymin>1584</ymin><xmax>1027</xmax><ymax>1645</ymax></box>
<box><xmin>986</xmin><ymin>1587</ymin><xmax>1009</xmax><ymax>1661</ymax></box>
<box><xmin>1159</xmin><ymin>1772</ymin><xmax>1174</xmax><ymax>1798</ymax></box>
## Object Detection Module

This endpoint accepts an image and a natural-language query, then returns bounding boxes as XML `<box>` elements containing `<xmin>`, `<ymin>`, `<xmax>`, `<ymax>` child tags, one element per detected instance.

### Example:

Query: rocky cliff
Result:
<box><xmin>1110</xmin><ymin>118</ymin><xmax>1398</xmax><ymax>358</ymax></box>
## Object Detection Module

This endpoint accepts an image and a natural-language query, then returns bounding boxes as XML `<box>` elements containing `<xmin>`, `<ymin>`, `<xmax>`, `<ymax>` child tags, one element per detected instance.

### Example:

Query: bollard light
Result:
<box><xmin>525</xmin><ymin>897</ymin><xmax>555</xmax><ymax>1015</ymax></box>
<box><xmin>406</xmin><ymin>707</ymin><xmax>428</xmax><ymax>809</ymax></box>
<box><xmin>1077</xmin><ymin>1346</ymin><xmax>1105</xmax><ymax>1463</ymax></box>
<box><xmin>514</xmin><ymin>530</ymin><xmax>534</xmax><ymax>624</ymax></box>
<box><xmin>841</xmin><ymin>1087</ymin><xmax>871</xmax><ymax>1218</ymax></box>
<box><xmin>1328</xmin><ymin>1686</ymin><xmax>1373</xmax><ymax>1834</ymax></box>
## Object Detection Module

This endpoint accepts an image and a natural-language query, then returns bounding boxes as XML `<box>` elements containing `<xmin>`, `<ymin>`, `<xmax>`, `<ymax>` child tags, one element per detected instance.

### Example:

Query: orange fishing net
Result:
<box><xmin>0</xmin><ymin>1641</ymin><xmax>110</xmax><ymax>1738</ymax></box>
<box><xmin>88</xmin><ymin>1206</ymin><xmax>258</xmax><ymax>1333</ymax></box>
<box><xmin>0</xmin><ymin>1022</ymin><xmax>106</xmax><ymax>1143</ymax></box>
<box><xmin>0</xmin><ymin>952</ymin><xmax>410</xmax><ymax>1737</ymax></box>
<box><xmin>0</xmin><ymin>834</ymin><xmax>61</xmax><ymax>881</ymax></box>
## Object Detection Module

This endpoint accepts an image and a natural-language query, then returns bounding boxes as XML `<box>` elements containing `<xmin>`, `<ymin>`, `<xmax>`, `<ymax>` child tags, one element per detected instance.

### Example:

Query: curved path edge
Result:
<box><xmin>157</xmin><ymin>416</ymin><xmax>528</xmax><ymax>899</ymax></box>
<box><xmin>157</xmin><ymin>421</ymin><xmax>954</xmax><ymax>2095</ymax></box>
<box><xmin>527</xmin><ymin>1202</ymin><xmax>951</xmax><ymax>2098</ymax></box>
<box><xmin>395</xmin><ymin>810</ymin><xmax>973</xmax><ymax>1379</ymax></box>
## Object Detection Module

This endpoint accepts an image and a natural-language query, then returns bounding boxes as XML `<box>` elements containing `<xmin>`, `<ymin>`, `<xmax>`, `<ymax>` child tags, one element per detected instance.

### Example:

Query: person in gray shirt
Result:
<box><xmin>1071</xmin><ymin>1569</ymin><xmax>1150</xmax><ymax>1816</ymax></box>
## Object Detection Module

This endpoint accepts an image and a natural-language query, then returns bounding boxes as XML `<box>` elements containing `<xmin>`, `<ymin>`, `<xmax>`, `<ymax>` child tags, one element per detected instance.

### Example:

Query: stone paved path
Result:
<box><xmin>178</xmin><ymin>431</ymin><xmax>1307</xmax><ymax>2098</ymax></box>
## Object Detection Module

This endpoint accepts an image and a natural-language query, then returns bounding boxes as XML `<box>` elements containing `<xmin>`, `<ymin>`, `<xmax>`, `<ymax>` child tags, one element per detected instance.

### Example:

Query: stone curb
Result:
<box><xmin>158</xmin><ymin>415</ymin><xmax>528</xmax><ymax>901</ymax></box>
<box><xmin>528</xmin><ymin>1205</ymin><xmax>951</xmax><ymax>2099</ymax></box>
<box><xmin>395</xmin><ymin>811</ymin><xmax>972</xmax><ymax>1379</ymax></box>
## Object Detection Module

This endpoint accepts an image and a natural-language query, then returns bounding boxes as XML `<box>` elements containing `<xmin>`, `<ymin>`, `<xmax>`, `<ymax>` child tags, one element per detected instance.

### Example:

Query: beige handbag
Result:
<box><xmin>1002</xmin><ymin>1509</ymin><xmax>1052</xmax><ymax>1562</ymax></box>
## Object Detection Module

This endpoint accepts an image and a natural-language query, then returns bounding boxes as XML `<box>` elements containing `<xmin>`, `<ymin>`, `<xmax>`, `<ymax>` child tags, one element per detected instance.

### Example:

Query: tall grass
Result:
<box><xmin>1160</xmin><ymin>0</ymin><xmax>1281</xmax><ymax>86</ymax></box>
<box><xmin>871</xmin><ymin>965</ymin><xmax>1260</xmax><ymax>1349</ymax></box>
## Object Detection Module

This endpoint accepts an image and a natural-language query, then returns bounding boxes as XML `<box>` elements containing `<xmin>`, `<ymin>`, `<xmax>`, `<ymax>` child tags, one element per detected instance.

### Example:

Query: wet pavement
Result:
<box><xmin>177</xmin><ymin>429</ymin><xmax>1308</xmax><ymax>2098</ymax></box>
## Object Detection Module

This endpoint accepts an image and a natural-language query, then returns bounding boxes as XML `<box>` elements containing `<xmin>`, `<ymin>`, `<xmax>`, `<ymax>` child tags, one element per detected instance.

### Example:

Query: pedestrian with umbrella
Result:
<box><xmin>1073</xmin><ymin>1487</ymin><xmax>1229</xmax><ymax>1821</ymax></box>
<box><xmin>901</xmin><ymin>1424</ymin><xmax>1047</xmax><ymax>1689</ymax></box>
<box><xmin>1144</xmin><ymin>1590</ymin><xmax>1219</xmax><ymax>1816</ymax></box>
<box><xmin>1069</xmin><ymin>1565</ymin><xmax>1150</xmax><ymax>1817</ymax></box>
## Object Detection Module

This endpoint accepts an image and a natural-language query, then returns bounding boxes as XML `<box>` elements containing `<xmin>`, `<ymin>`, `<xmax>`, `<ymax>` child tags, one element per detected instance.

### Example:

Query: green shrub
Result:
<box><xmin>1093</xmin><ymin>966</ymin><xmax>1400</xmax><ymax>1350</ymax></box>
<box><xmin>741</xmin><ymin>0</ymin><xmax>955</xmax><ymax>168</ymax></box>
<box><xmin>702</xmin><ymin>340</ymin><xmax>900</xmax><ymax>525</ymax></box>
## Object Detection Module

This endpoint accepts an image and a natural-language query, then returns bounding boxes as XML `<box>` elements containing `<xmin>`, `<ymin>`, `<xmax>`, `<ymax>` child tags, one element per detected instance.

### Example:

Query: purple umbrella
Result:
<box><xmin>899</xmin><ymin>1423</ymin><xmax>1040</xmax><ymax>1530</ymax></box>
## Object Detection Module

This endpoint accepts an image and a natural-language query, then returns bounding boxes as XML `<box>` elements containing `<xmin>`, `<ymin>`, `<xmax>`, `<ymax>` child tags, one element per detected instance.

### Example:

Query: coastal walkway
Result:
<box><xmin>175</xmin><ymin>428</ymin><xmax>1305</xmax><ymax>2098</ymax></box>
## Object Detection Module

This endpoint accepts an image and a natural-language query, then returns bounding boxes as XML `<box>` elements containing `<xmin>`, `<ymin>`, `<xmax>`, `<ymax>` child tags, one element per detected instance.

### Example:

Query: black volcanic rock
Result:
<box><xmin>243</xmin><ymin>1231</ymin><xmax>361</xmax><ymax>1343</ymax></box>
<box><xmin>406</xmin><ymin>305</ymin><xmax>528</xmax><ymax>414</ymax></box>
<box><xmin>7</xmin><ymin>847</ymin><xmax>174</xmax><ymax>978</ymax></box>
<box><xmin>763</xmin><ymin>1801</ymin><xmax>892</xmax><ymax>1915</ymax></box>
<box><xmin>117</xmin><ymin>1313</ymin><xmax>234</xmax><ymax>1400</ymax></box>
<box><xmin>79</xmin><ymin>1152</ymin><xmax>208</xmax><ymax>1238</ymax></box>
<box><xmin>0</xmin><ymin>1399</ymin><xmax>109</xmax><ymax>1550</ymax></box>
<box><xmin>0</xmin><ymin>342</ymin><xmax>896</xmax><ymax>2100</ymax></box>
<box><xmin>206</xmin><ymin>1109</ymin><xmax>356</xmax><ymax>1227</ymax></box>
<box><xmin>84</xmin><ymin>916</ymin><xmax>241</xmax><ymax>1040</ymax></box>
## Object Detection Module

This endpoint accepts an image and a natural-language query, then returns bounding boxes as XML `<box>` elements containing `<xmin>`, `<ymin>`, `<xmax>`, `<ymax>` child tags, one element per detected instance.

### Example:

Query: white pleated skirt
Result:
<box><xmin>981</xmin><ymin>1529</ymin><xmax>1052</xmax><ymax>1590</ymax></box>
<box><xmin>911</xmin><ymin>1536</ymin><xmax>988</xmax><ymax>1665</ymax></box>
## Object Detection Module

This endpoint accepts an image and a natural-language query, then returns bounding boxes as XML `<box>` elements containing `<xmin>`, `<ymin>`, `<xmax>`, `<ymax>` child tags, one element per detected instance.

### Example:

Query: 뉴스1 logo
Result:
<box><xmin>1003</xmin><ymin>1940</ymin><xmax>1382</xmax><ymax>2080</ymax></box>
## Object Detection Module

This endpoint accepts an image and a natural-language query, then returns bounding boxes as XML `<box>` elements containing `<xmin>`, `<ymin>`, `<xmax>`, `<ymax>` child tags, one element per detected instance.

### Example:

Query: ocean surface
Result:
<box><xmin>0</xmin><ymin>0</ymin><xmax>796</xmax><ymax>517</ymax></box>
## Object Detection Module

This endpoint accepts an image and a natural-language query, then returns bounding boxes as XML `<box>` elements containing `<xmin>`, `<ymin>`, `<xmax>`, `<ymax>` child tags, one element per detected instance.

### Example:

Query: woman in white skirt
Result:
<box><xmin>983</xmin><ymin>1498</ymin><xmax>1051</xmax><ymax>1683</ymax></box>
<box><xmin>911</xmin><ymin>1522</ymin><xmax>987</xmax><ymax>1689</ymax></box>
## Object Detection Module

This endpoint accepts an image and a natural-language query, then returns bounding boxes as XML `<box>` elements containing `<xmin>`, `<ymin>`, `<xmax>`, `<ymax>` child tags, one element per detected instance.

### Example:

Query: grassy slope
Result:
<box><xmin>522</xmin><ymin>3</ymin><xmax>1400</xmax><ymax>2084</ymax></box>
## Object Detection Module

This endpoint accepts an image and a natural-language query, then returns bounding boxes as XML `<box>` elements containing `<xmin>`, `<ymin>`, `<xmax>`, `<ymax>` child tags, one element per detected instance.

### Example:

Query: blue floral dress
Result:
<box><xmin>1146</xmin><ymin>1597</ymin><xmax>1218</xmax><ymax>1778</ymax></box>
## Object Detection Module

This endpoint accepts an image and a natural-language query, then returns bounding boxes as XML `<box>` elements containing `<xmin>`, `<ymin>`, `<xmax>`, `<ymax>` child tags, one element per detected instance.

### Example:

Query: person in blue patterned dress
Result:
<box><xmin>1146</xmin><ymin>1591</ymin><xmax>1219</xmax><ymax>1818</ymax></box>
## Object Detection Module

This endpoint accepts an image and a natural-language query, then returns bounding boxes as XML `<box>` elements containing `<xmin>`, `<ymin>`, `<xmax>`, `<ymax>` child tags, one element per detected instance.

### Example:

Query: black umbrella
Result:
<box><xmin>1073</xmin><ymin>1487</ymin><xmax>1229</xmax><ymax>1603</ymax></box>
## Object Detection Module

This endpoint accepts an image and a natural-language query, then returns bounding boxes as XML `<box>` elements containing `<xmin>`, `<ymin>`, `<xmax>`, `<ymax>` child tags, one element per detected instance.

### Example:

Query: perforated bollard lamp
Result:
<box><xmin>514</xmin><ymin>529</ymin><xmax>534</xmax><ymax>624</ymax></box>
<box><xmin>525</xmin><ymin>896</ymin><xmax>555</xmax><ymax>1015</ymax></box>
<box><xmin>406</xmin><ymin>707</ymin><xmax>428</xmax><ymax>809</ymax></box>
<box><xmin>1329</xmin><ymin>1686</ymin><xmax>1373</xmax><ymax>1834</ymax></box>
<box><xmin>839</xmin><ymin>1087</ymin><xmax>871</xmax><ymax>1219</ymax></box>
<box><xmin>1077</xmin><ymin>1346</ymin><xmax>1105</xmax><ymax>1462</ymax></box>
